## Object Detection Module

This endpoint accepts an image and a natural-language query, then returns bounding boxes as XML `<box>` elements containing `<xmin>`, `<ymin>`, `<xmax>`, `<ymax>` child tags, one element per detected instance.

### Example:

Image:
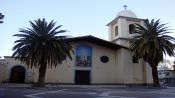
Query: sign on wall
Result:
<box><xmin>76</xmin><ymin>45</ymin><xmax>92</xmax><ymax>67</ymax></box>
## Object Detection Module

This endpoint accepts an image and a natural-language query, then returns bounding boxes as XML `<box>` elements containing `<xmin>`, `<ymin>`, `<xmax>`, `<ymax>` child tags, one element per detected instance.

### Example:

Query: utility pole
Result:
<box><xmin>0</xmin><ymin>13</ymin><xmax>4</xmax><ymax>24</ymax></box>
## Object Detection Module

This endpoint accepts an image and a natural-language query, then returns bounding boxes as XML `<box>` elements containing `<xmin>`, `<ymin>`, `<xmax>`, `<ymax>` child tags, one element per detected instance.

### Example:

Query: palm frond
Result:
<box><xmin>12</xmin><ymin>18</ymin><xmax>73</xmax><ymax>69</ymax></box>
<box><xmin>130</xmin><ymin>19</ymin><xmax>175</xmax><ymax>66</ymax></box>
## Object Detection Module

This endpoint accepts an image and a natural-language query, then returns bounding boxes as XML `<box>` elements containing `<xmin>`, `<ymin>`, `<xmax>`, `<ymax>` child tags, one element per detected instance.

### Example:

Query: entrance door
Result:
<box><xmin>75</xmin><ymin>70</ymin><xmax>90</xmax><ymax>85</ymax></box>
<box><xmin>9</xmin><ymin>66</ymin><xmax>25</xmax><ymax>83</ymax></box>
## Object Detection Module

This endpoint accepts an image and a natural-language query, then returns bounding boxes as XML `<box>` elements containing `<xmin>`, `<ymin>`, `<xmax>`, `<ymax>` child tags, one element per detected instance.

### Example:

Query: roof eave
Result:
<box><xmin>66</xmin><ymin>35</ymin><xmax>128</xmax><ymax>50</ymax></box>
<box><xmin>106</xmin><ymin>16</ymin><xmax>145</xmax><ymax>26</ymax></box>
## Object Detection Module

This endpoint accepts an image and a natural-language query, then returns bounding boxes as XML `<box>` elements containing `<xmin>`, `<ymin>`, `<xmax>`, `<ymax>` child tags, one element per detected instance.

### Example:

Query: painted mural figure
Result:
<box><xmin>76</xmin><ymin>46</ymin><xmax>92</xmax><ymax>67</ymax></box>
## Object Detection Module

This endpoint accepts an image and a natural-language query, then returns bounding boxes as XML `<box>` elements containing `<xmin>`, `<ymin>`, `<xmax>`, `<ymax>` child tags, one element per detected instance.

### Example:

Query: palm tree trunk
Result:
<box><xmin>37</xmin><ymin>63</ymin><xmax>47</xmax><ymax>87</ymax></box>
<box><xmin>152</xmin><ymin>66</ymin><xmax>160</xmax><ymax>87</ymax></box>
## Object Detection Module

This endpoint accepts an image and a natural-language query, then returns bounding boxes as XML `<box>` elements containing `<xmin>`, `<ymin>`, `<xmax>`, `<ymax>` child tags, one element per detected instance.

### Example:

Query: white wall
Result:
<box><xmin>3</xmin><ymin>57</ymin><xmax>35</xmax><ymax>83</ymax></box>
<box><xmin>2</xmin><ymin>41</ymin><xmax>152</xmax><ymax>85</ymax></box>
<box><xmin>116</xmin><ymin>48</ymin><xmax>152</xmax><ymax>84</ymax></box>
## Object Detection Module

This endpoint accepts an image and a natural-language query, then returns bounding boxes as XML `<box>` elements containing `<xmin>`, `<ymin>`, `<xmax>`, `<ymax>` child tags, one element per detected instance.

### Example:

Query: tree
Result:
<box><xmin>130</xmin><ymin>19</ymin><xmax>175</xmax><ymax>87</ymax></box>
<box><xmin>0</xmin><ymin>13</ymin><xmax>4</xmax><ymax>24</ymax></box>
<box><xmin>12</xmin><ymin>18</ymin><xmax>73</xmax><ymax>87</ymax></box>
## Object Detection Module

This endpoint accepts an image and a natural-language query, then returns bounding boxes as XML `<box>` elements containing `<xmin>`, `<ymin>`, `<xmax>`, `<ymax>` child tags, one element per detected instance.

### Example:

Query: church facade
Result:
<box><xmin>0</xmin><ymin>10</ymin><xmax>153</xmax><ymax>85</ymax></box>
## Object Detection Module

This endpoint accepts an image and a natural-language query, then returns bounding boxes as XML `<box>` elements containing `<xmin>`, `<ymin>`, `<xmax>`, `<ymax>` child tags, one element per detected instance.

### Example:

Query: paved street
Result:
<box><xmin>1</xmin><ymin>86</ymin><xmax>175</xmax><ymax>98</ymax></box>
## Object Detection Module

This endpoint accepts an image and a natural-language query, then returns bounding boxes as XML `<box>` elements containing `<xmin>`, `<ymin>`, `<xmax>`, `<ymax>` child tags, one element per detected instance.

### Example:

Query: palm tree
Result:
<box><xmin>130</xmin><ymin>19</ymin><xmax>175</xmax><ymax>87</ymax></box>
<box><xmin>12</xmin><ymin>18</ymin><xmax>73</xmax><ymax>87</ymax></box>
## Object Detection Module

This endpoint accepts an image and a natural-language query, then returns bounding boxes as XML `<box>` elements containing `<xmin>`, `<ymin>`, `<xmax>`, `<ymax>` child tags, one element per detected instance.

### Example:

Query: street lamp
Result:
<box><xmin>0</xmin><ymin>13</ymin><xmax>4</xmax><ymax>23</ymax></box>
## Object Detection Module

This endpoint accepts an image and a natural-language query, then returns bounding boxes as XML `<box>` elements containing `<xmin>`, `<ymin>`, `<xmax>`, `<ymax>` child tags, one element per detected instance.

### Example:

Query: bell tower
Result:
<box><xmin>107</xmin><ymin>8</ymin><xmax>144</xmax><ymax>47</ymax></box>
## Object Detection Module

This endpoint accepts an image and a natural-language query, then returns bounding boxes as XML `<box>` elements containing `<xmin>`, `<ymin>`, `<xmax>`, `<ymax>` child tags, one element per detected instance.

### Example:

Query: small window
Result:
<box><xmin>115</xmin><ymin>26</ymin><xmax>118</xmax><ymax>36</ymax></box>
<box><xmin>165</xmin><ymin>72</ymin><xmax>170</xmax><ymax>76</ymax></box>
<box><xmin>132</xmin><ymin>56</ymin><xmax>138</xmax><ymax>63</ymax></box>
<box><xmin>100</xmin><ymin>56</ymin><xmax>109</xmax><ymax>63</ymax></box>
<box><xmin>159</xmin><ymin>72</ymin><xmax>162</xmax><ymax>75</ymax></box>
<box><xmin>129</xmin><ymin>24</ymin><xmax>135</xmax><ymax>34</ymax></box>
<box><xmin>160</xmin><ymin>79</ymin><xmax>162</xmax><ymax>82</ymax></box>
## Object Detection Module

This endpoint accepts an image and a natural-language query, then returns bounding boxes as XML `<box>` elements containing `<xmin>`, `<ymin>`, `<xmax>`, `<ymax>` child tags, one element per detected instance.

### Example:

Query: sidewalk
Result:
<box><xmin>0</xmin><ymin>83</ymin><xmax>32</xmax><ymax>88</ymax></box>
<box><xmin>50</xmin><ymin>84</ymin><xmax>128</xmax><ymax>88</ymax></box>
<box><xmin>0</xmin><ymin>83</ymin><xmax>127</xmax><ymax>88</ymax></box>
<box><xmin>0</xmin><ymin>83</ymin><xmax>170</xmax><ymax>89</ymax></box>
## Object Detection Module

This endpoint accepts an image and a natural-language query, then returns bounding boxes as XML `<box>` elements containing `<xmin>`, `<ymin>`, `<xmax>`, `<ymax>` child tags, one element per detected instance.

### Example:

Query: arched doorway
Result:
<box><xmin>9</xmin><ymin>66</ymin><xmax>25</xmax><ymax>83</ymax></box>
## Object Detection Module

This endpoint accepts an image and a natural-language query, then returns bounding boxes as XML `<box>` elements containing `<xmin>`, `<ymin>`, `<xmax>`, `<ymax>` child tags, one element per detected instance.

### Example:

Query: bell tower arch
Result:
<box><xmin>107</xmin><ymin>9</ymin><xmax>144</xmax><ymax>47</ymax></box>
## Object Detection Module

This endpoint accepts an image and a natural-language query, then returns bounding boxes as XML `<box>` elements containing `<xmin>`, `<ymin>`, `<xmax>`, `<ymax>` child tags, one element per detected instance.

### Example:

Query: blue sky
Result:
<box><xmin>1</xmin><ymin>0</ymin><xmax>175</xmax><ymax>58</ymax></box>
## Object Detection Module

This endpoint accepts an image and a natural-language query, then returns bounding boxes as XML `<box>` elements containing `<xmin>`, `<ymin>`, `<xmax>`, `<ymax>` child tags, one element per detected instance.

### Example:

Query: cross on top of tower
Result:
<box><xmin>123</xmin><ymin>5</ymin><xmax>127</xmax><ymax>10</ymax></box>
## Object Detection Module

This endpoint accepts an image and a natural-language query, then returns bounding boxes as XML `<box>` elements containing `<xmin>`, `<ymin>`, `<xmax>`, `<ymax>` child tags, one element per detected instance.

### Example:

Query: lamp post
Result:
<box><xmin>0</xmin><ymin>13</ymin><xmax>4</xmax><ymax>24</ymax></box>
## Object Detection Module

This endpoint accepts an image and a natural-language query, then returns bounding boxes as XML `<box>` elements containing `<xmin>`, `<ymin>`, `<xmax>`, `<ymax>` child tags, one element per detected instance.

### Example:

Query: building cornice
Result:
<box><xmin>106</xmin><ymin>16</ymin><xmax>144</xmax><ymax>26</ymax></box>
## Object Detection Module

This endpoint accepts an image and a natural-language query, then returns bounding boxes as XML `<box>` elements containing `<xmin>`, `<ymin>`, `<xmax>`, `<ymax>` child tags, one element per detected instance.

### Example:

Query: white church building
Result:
<box><xmin>0</xmin><ymin>9</ymin><xmax>153</xmax><ymax>85</ymax></box>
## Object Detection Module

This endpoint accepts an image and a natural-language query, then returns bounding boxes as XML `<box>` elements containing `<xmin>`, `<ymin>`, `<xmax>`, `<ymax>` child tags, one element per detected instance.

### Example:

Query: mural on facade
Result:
<box><xmin>76</xmin><ymin>46</ymin><xmax>92</xmax><ymax>67</ymax></box>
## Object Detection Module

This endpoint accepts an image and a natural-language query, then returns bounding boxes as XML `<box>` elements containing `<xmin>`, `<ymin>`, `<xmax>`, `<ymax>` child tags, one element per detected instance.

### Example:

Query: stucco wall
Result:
<box><xmin>2</xmin><ymin>57</ymin><xmax>24</xmax><ymax>82</ymax></box>
<box><xmin>3</xmin><ymin>57</ymin><xmax>35</xmax><ymax>83</ymax></box>
<box><xmin>121</xmin><ymin>48</ymin><xmax>134</xmax><ymax>84</ymax></box>
<box><xmin>0</xmin><ymin>64</ymin><xmax>4</xmax><ymax>82</ymax></box>
<box><xmin>115</xmin><ymin>48</ymin><xmax>124</xmax><ymax>83</ymax></box>
<box><xmin>0</xmin><ymin>64</ymin><xmax>8</xmax><ymax>82</ymax></box>
<box><xmin>116</xmin><ymin>48</ymin><xmax>151</xmax><ymax>84</ymax></box>
<box><xmin>133</xmin><ymin>60</ymin><xmax>144</xmax><ymax>84</ymax></box>
<box><xmin>108</xmin><ymin>25</ymin><xmax>113</xmax><ymax>41</ymax></box>
<box><xmin>1</xmin><ymin>41</ymin><xmax>152</xmax><ymax>85</ymax></box>
<box><xmin>146</xmin><ymin>63</ymin><xmax>153</xmax><ymax>84</ymax></box>
<box><xmin>42</xmin><ymin>41</ymin><xmax>118</xmax><ymax>84</ymax></box>
<box><xmin>89</xmin><ymin>42</ymin><xmax>117</xmax><ymax>84</ymax></box>
<box><xmin>43</xmin><ymin>57</ymin><xmax>74</xmax><ymax>83</ymax></box>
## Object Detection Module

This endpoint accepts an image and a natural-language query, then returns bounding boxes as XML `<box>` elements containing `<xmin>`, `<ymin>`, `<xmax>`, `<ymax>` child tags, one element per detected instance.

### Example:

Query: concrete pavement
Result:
<box><xmin>1</xmin><ymin>84</ymin><xmax>175</xmax><ymax>98</ymax></box>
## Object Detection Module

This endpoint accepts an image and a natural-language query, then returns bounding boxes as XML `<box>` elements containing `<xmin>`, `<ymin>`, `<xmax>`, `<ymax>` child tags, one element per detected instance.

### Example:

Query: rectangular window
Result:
<box><xmin>132</xmin><ymin>56</ymin><xmax>138</xmax><ymax>63</ymax></box>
